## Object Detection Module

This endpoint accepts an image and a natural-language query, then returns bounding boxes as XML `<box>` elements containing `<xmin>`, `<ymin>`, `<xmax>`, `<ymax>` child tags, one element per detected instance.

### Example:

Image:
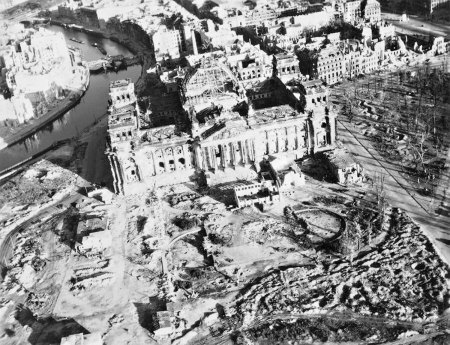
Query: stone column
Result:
<box><xmin>194</xmin><ymin>143</ymin><xmax>203</xmax><ymax>170</ymax></box>
<box><xmin>245</xmin><ymin>140</ymin><xmax>252</xmax><ymax>163</ymax></box>
<box><xmin>171</xmin><ymin>149</ymin><xmax>177</xmax><ymax>172</ymax></box>
<box><xmin>162</xmin><ymin>149</ymin><xmax>170</xmax><ymax>173</ymax></box>
<box><xmin>250</xmin><ymin>139</ymin><xmax>260</xmax><ymax>172</ymax></box>
<box><xmin>230</xmin><ymin>142</ymin><xmax>236</xmax><ymax>167</ymax></box>
<box><xmin>240</xmin><ymin>140</ymin><xmax>247</xmax><ymax>165</ymax></box>
<box><xmin>201</xmin><ymin>147</ymin><xmax>206</xmax><ymax>169</ymax></box>
<box><xmin>151</xmin><ymin>151</ymin><xmax>157</xmax><ymax>176</ymax></box>
<box><xmin>274</xmin><ymin>131</ymin><xmax>279</xmax><ymax>153</ymax></box>
<box><xmin>250</xmin><ymin>139</ymin><xmax>256</xmax><ymax>161</ymax></box>
<box><xmin>295</xmin><ymin>125</ymin><xmax>303</xmax><ymax>150</ymax></box>
<box><xmin>202</xmin><ymin>147</ymin><xmax>209</xmax><ymax>170</ymax></box>
<box><xmin>206</xmin><ymin>146</ymin><xmax>214</xmax><ymax>170</ymax></box>
<box><xmin>306</xmin><ymin>120</ymin><xmax>313</xmax><ymax>154</ymax></box>
<box><xmin>210</xmin><ymin>147</ymin><xmax>217</xmax><ymax>170</ymax></box>
<box><xmin>224</xmin><ymin>143</ymin><xmax>230</xmax><ymax>168</ymax></box>
<box><xmin>220</xmin><ymin>144</ymin><xmax>227</xmax><ymax>169</ymax></box>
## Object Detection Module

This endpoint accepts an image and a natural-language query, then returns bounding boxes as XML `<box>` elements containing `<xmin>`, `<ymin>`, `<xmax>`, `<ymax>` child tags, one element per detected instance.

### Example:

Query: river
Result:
<box><xmin>0</xmin><ymin>25</ymin><xmax>142</xmax><ymax>171</ymax></box>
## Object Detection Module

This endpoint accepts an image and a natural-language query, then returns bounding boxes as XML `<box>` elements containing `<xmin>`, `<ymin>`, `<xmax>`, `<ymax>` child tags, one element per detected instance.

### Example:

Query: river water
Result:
<box><xmin>0</xmin><ymin>25</ymin><xmax>142</xmax><ymax>171</ymax></box>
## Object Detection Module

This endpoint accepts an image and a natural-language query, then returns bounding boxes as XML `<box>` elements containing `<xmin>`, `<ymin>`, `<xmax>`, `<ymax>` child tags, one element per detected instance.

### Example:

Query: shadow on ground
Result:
<box><xmin>15</xmin><ymin>305</ymin><xmax>89</xmax><ymax>345</ymax></box>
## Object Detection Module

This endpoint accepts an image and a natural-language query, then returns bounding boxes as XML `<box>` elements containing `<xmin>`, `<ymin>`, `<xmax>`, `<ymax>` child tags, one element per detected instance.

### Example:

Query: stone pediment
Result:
<box><xmin>201</xmin><ymin>120</ymin><xmax>248</xmax><ymax>142</ymax></box>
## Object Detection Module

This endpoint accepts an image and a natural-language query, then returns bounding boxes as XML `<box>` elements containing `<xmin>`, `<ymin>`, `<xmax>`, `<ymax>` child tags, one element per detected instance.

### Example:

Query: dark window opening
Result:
<box><xmin>216</xmin><ymin>146</ymin><xmax>222</xmax><ymax>158</ymax></box>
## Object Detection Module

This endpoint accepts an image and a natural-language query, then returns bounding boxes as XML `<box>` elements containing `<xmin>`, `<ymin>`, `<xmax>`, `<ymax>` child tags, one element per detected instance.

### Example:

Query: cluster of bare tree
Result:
<box><xmin>401</xmin><ymin>66</ymin><xmax>448</xmax><ymax>186</ymax></box>
<box><xmin>338</xmin><ymin>62</ymin><xmax>448</xmax><ymax>195</ymax></box>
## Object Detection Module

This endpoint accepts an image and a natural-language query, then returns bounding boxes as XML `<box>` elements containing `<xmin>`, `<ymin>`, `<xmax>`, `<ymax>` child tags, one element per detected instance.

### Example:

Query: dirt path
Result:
<box><xmin>338</xmin><ymin>119</ymin><xmax>450</xmax><ymax>267</ymax></box>
<box><xmin>107</xmin><ymin>196</ymin><xmax>129</xmax><ymax>307</ymax></box>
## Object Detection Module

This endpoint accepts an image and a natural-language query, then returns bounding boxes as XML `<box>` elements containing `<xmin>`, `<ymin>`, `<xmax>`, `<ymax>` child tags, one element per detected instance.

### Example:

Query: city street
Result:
<box><xmin>382</xmin><ymin>12</ymin><xmax>450</xmax><ymax>39</ymax></box>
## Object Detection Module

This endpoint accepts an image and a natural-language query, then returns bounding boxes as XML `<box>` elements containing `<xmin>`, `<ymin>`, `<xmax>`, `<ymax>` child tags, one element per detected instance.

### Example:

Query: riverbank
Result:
<box><xmin>49</xmin><ymin>19</ymin><xmax>153</xmax><ymax>96</ymax></box>
<box><xmin>0</xmin><ymin>64</ymin><xmax>90</xmax><ymax>151</ymax></box>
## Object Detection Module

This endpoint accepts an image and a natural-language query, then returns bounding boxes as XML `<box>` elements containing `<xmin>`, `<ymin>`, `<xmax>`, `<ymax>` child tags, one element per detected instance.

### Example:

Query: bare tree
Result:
<box><xmin>374</xmin><ymin>174</ymin><xmax>386</xmax><ymax>232</ymax></box>
<box><xmin>408</xmin><ymin>130</ymin><xmax>429</xmax><ymax>175</ymax></box>
<box><xmin>343</xmin><ymin>90</ymin><xmax>356</xmax><ymax>123</ymax></box>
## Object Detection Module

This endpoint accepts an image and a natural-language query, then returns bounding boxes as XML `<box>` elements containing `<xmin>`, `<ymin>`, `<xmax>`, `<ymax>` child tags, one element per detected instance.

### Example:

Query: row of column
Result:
<box><xmin>108</xmin><ymin>153</ymin><xmax>124</xmax><ymax>195</ymax></box>
<box><xmin>266</xmin><ymin>125</ymin><xmax>307</xmax><ymax>155</ymax></box>
<box><xmin>193</xmin><ymin>125</ymin><xmax>311</xmax><ymax>171</ymax></box>
<box><xmin>195</xmin><ymin>139</ymin><xmax>256</xmax><ymax>171</ymax></box>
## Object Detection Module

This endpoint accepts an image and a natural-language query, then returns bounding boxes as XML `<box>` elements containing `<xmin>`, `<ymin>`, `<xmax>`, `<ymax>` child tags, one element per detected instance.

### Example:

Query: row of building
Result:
<box><xmin>213</xmin><ymin>0</ymin><xmax>381</xmax><ymax>29</ymax></box>
<box><xmin>158</xmin><ymin>26</ymin><xmax>402</xmax><ymax>91</ymax></box>
<box><xmin>150</xmin><ymin>0</ymin><xmax>382</xmax><ymax>63</ymax></box>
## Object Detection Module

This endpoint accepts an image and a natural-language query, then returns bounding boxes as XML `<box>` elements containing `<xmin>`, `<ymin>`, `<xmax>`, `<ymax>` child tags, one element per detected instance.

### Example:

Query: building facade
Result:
<box><xmin>317</xmin><ymin>48</ymin><xmax>345</xmax><ymax>85</ymax></box>
<box><xmin>106</xmin><ymin>59</ymin><xmax>337</xmax><ymax>194</ymax></box>
<box><xmin>3</xmin><ymin>28</ymin><xmax>74</xmax><ymax>94</ymax></box>
<box><xmin>274</xmin><ymin>53</ymin><xmax>302</xmax><ymax>82</ymax></box>
<box><xmin>339</xmin><ymin>0</ymin><xmax>380</xmax><ymax>23</ymax></box>
<box><xmin>364</xmin><ymin>0</ymin><xmax>381</xmax><ymax>22</ymax></box>
<box><xmin>152</xmin><ymin>27</ymin><xmax>183</xmax><ymax>63</ymax></box>
<box><xmin>343</xmin><ymin>0</ymin><xmax>361</xmax><ymax>23</ymax></box>
<box><xmin>430</xmin><ymin>0</ymin><xmax>450</xmax><ymax>13</ymax></box>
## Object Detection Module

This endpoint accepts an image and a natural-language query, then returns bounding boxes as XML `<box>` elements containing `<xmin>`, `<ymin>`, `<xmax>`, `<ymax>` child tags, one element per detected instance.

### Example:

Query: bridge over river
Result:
<box><xmin>87</xmin><ymin>55</ymin><xmax>141</xmax><ymax>73</ymax></box>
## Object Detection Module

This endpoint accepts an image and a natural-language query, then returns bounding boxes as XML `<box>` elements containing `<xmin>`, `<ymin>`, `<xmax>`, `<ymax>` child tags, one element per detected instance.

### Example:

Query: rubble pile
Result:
<box><xmin>232</xmin><ymin>209</ymin><xmax>448</xmax><ymax>328</ymax></box>
<box><xmin>173</xmin><ymin>266</ymin><xmax>235</xmax><ymax>300</ymax></box>
<box><xmin>192</xmin><ymin>196</ymin><xmax>227</xmax><ymax>213</ymax></box>
<box><xmin>240</xmin><ymin>219</ymin><xmax>295</xmax><ymax>245</ymax></box>
<box><xmin>125</xmin><ymin>194</ymin><xmax>167</xmax><ymax>273</ymax></box>
<box><xmin>244</xmin><ymin>316</ymin><xmax>421</xmax><ymax>344</ymax></box>
<box><xmin>69</xmin><ymin>259</ymin><xmax>113</xmax><ymax>295</ymax></box>
<box><xmin>169</xmin><ymin>192</ymin><xmax>201</xmax><ymax>209</ymax></box>
<box><xmin>0</xmin><ymin>160</ymin><xmax>77</xmax><ymax>209</ymax></box>
<box><xmin>3</xmin><ymin>215</ymin><xmax>58</xmax><ymax>292</ymax></box>
<box><xmin>204</xmin><ymin>214</ymin><xmax>232</xmax><ymax>246</ymax></box>
<box><xmin>0</xmin><ymin>212</ymin><xmax>74</xmax><ymax>319</ymax></box>
<box><xmin>70</xmin><ymin>271</ymin><xmax>114</xmax><ymax>294</ymax></box>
